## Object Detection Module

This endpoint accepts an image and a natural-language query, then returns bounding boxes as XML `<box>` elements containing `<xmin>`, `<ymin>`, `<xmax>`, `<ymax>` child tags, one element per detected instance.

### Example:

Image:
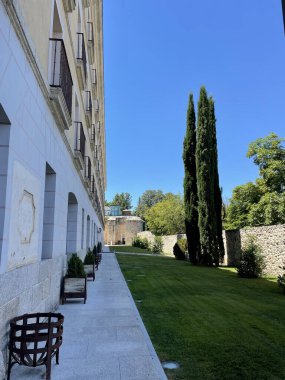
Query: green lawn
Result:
<box><xmin>108</xmin><ymin>245</ymin><xmax>154</xmax><ymax>254</ymax></box>
<box><xmin>117</xmin><ymin>254</ymin><xmax>285</xmax><ymax>380</ymax></box>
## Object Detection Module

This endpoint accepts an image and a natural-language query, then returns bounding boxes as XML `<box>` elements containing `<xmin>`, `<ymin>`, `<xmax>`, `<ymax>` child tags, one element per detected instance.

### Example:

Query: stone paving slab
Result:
<box><xmin>10</xmin><ymin>250</ymin><xmax>167</xmax><ymax>380</ymax></box>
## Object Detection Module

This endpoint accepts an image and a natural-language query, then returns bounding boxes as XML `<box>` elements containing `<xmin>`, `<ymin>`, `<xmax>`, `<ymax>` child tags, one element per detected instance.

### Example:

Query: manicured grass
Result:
<box><xmin>108</xmin><ymin>245</ymin><xmax>154</xmax><ymax>254</ymax></box>
<box><xmin>117</xmin><ymin>254</ymin><xmax>285</xmax><ymax>380</ymax></box>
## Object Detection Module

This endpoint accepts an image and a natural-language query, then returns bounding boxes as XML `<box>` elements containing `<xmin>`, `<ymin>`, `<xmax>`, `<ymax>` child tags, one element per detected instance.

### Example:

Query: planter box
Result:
<box><xmin>84</xmin><ymin>263</ymin><xmax>95</xmax><ymax>281</ymax></box>
<box><xmin>62</xmin><ymin>276</ymin><xmax>87</xmax><ymax>304</ymax></box>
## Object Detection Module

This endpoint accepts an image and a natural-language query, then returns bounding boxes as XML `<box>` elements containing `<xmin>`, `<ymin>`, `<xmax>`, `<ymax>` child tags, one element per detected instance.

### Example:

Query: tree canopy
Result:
<box><xmin>225</xmin><ymin>133</ymin><xmax>285</xmax><ymax>230</ymax></box>
<box><xmin>144</xmin><ymin>193</ymin><xmax>185</xmax><ymax>235</ymax></box>
<box><xmin>105</xmin><ymin>192</ymin><xmax>132</xmax><ymax>210</ymax></box>
<box><xmin>134</xmin><ymin>190</ymin><xmax>165</xmax><ymax>219</ymax></box>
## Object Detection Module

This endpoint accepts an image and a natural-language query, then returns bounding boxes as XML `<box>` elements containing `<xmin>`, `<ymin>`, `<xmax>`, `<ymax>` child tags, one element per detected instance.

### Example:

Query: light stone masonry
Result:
<box><xmin>138</xmin><ymin>224</ymin><xmax>285</xmax><ymax>276</ymax></box>
<box><xmin>0</xmin><ymin>256</ymin><xmax>64</xmax><ymax>376</ymax></box>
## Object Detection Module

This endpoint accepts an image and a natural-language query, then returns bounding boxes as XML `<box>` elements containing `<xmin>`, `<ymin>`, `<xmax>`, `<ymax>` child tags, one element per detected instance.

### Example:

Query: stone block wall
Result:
<box><xmin>138</xmin><ymin>224</ymin><xmax>285</xmax><ymax>276</ymax></box>
<box><xmin>137</xmin><ymin>231</ymin><xmax>186</xmax><ymax>256</ymax></box>
<box><xmin>0</xmin><ymin>256</ymin><xmax>64</xmax><ymax>377</ymax></box>
<box><xmin>224</xmin><ymin>224</ymin><xmax>285</xmax><ymax>276</ymax></box>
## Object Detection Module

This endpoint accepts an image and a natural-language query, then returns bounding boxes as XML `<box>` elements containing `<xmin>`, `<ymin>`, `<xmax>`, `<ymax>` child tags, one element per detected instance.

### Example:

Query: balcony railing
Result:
<box><xmin>74</xmin><ymin>122</ymin><xmax>86</xmax><ymax>159</ymax></box>
<box><xmin>92</xmin><ymin>69</ymin><xmax>97</xmax><ymax>85</ymax></box>
<box><xmin>49</xmin><ymin>39</ymin><xmax>73</xmax><ymax>116</ymax></box>
<box><xmin>84</xmin><ymin>156</ymin><xmax>91</xmax><ymax>181</ymax></box>
<box><xmin>85</xmin><ymin>91</ymin><xmax>92</xmax><ymax>113</ymax></box>
<box><xmin>90</xmin><ymin>124</ymin><xmax>95</xmax><ymax>143</ymax></box>
<box><xmin>91</xmin><ymin>175</ymin><xmax>95</xmax><ymax>194</ymax></box>
<box><xmin>76</xmin><ymin>33</ymin><xmax>87</xmax><ymax>80</ymax></box>
<box><xmin>87</xmin><ymin>22</ymin><xmax>94</xmax><ymax>43</ymax></box>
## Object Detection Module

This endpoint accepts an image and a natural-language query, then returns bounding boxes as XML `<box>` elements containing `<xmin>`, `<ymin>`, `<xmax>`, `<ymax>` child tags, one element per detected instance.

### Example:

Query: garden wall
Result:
<box><xmin>137</xmin><ymin>231</ymin><xmax>186</xmax><ymax>257</ymax></box>
<box><xmin>138</xmin><ymin>224</ymin><xmax>285</xmax><ymax>276</ymax></box>
<box><xmin>223</xmin><ymin>224</ymin><xmax>285</xmax><ymax>276</ymax></box>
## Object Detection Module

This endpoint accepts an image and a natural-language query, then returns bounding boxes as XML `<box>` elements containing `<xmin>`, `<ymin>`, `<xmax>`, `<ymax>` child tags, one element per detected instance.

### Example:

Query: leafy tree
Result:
<box><xmin>224</xmin><ymin>182</ymin><xmax>263</xmax><ymax>229</ymax></box>
<box><xmin>247</xmin><ymin>133</ymin><xmax>285</xmax><ymax>193</ymax></box>
<box><xmin>183</xmin><ymin>93</ymin><xmax>200</xmax><ymax>264</ymax></box>
<box><xmin>248</xmin><ymin>192</ymin><xmax>285</xmax><ymax>226</ymax></box>
<box><xmin>135</xmin><ymin>190</ymin><xmax>165</xmax><ymax>219</ymax></box>
<box><xmin>225</xmin><ymin>133</ymin><xmax>285</xmax><ymax>229</ymax></box>
<box><xmin>110</xmin><ymin>192</ymin><xmax>132</xmax><ymax>210</ymax></box>
<box><xmin>145</xmin><ymin>193</ymin><xmax>185</xmax><ymax>235</ymax></box>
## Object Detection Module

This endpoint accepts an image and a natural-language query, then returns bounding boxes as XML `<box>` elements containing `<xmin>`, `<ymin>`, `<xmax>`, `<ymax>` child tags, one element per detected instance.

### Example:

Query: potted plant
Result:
<box><xmin>84</xmin><ymin>249</ymin><xmax>95</xmax><ymax>281</ymax></box>
<box><xmin>62</xmin><ymin>254</ymin><xmax>87</xmax><ymax>304</ymax></box>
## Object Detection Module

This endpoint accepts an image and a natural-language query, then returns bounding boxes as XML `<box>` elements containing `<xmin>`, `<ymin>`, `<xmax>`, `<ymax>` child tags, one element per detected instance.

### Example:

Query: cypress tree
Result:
<box><xmin>196</xmin><ymin>87</ymin><xmax>217</xmax><ymax>265</ymax></box>
<box><xmin>209</xmin><ymin>98</ymin><xmax>225</xmax><ymax>263</ymax></box>
<box><xmin>183</xmin><ymin>94</ymin><xmax>200</xmax><ymax>264</ymax></box>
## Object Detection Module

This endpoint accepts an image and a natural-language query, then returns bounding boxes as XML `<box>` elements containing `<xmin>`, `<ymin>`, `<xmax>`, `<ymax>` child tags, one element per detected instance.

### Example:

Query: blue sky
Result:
<box><xmin>103</xmin><ymin>0</ymin><xmax>285</xmax><ymax>208</ymax></box>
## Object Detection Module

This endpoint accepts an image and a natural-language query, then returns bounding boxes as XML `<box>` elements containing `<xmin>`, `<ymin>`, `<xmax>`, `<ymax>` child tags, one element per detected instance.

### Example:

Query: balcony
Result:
<box><xmin>74</xmin><ymin>122</ymin><xmax>86</xmax><ymax>170</ymax></box>
<box><xmin>49</xmin><ymin>39</ymin><xmax>73</xmax><ymax>130</ymax></box>
<box><xmin>87</xmin><ymin>22</ymin><xmax>94</xmax><ymax>64</ymax></box>
<box><xmin>85</xmin><ymin>91</ymin><xmax>92</xmax><ymax>128</ymax></box>
<box><xmin>63</xmin><ymin>0</ymin><xmax>76</xmax><ymax>12</ymax></box>
<box><xmin>84</xmin><ymin>156</ymin><xmax>91</xmax><ymax>187</ymax></box>
<box><xmin>89</xmin><ymin>123</ymin><xmax>95</xmax><ymax>149</ymax></box>
<box><xmin>76</xmin><ymin>33</ymin><xmax>87</xmax><ymax>90</ymax></box>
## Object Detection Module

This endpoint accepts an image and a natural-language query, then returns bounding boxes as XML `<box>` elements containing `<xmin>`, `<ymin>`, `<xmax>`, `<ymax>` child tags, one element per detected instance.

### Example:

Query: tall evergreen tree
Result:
<box><xmin>209</xmin><ymin>97</ymin><xmax>225</xmax><ymax>262</ymax></box>
<box><xmin>183</xmin><ymin>94</ymin><xmax>200</xmax><ymax>264</ymax></box>
<box><xmin>196</xmin><ymin>87</ymin><xmax>218</xmax><ymax>265</ymax></box>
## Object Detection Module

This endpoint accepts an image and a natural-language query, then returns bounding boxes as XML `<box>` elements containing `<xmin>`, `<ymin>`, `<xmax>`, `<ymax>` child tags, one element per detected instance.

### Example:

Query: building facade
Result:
<box><xmin>0</xmin><ymin>0</ymin><xmax>105</xmax><ymax>375</ymax></box>
<box><xmin>104</xmin><ymin>205</ymin><xmax>121</xmax><ymax>216</ymax></box>
<box><xmin>105</xmin><ymin>216</ymin><xmax>144</xmax><ymax>246</ymax></box>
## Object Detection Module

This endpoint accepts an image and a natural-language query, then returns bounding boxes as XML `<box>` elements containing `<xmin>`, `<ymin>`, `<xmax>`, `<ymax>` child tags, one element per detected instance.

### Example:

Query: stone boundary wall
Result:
<box><xmin>223</xmin><ymin>224</ymin><xmax>285</xmax><ymax>276</ymax></box>
<box><xmin>0</xmin><ymin>256</ymin><xmax>64</xmax><ymax>377</ymax></box>
<box><xmin>138</xmin><ymin>224</ymin><xmax>285</xmax><ymax>276</ymax></box>
<box><xmin>137</xmin><ymin>231</ymin><xmax>186</xmax><ymax>256</ymax></box>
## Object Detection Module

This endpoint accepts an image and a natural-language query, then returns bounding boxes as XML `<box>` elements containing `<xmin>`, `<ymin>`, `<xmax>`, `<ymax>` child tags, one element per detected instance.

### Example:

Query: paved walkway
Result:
<box><xmin>12</xmin><ymin>250</ymin><xmax>167</xmax><ymax>380</ymax></box>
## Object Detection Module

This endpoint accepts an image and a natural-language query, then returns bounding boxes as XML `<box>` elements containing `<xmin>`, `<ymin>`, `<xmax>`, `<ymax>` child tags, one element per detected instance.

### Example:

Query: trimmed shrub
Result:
<box><xmin>177</xmin><ymin>238</ymin><xmax>188</xmax><ymax>254</ymax></box>
<box><xmin>237</xmin><ymin>238</ymin><xmax>265</xmax><ymax>278</ymax></box>
<box><xmin>152</xmin><ymin>236</ymin><xmax>163</xmax><ymax>254</ymax></box>
<box><xmin>173</xmin><ymin>242</ymin><xmax>186</xmax><ymax>260</ymax></box>
<box><xmin>67</xmin><ymin>254</ymin><xmax>86</xmax><ymax>277</ymax></box>
<box><xmin>132</xmin><ymin>237</ymin><xmax>149</xmax><ymax>250</ymax></box>
<box><xmin>277</xmin><ymin>266</ymin><xmax>285</xmax><ymax>294</ymax></box>
<box><xmin>84</xmin><ymin>249</ymin><xmax>95</xmax><ymax>265</ymax></box>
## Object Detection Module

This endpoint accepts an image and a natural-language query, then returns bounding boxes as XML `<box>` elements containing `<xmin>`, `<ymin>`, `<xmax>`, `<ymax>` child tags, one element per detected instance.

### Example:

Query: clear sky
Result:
<box><xmin>103</xmin><ymin>0</ymin><xmax>285</xmax><ymax>208</ymax></box>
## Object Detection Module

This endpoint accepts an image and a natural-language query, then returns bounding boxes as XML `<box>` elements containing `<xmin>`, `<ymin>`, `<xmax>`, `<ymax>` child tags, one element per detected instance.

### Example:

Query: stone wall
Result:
<box><xmin>137</xmin><ymin>231</ymin><xmax>186</xmax><ymax>256</ymax></box>
<box><xmin>224</xmin><ymin>224</ymin><xmax>285</xmax><ymax>276</ymax></box>
<box><xmin>0</xmin><ymin>256</ymin><xmax>64</xmax><ymax>377</ymax></box>
<box><xmin>138</xmin><ymin>224</ymin><xmax>285</xmax><ymax>276</ymax></box>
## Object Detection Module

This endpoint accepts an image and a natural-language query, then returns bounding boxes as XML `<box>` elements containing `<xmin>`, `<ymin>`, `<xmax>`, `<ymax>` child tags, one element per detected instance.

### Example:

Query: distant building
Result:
<box><xmin>122</xmin><ymin>209</ymin><xmax>132</xmax><ymax>216</ymax></box>
<box><xmin>105</xmin><ymin>216</ymin><xmax>144</xmax><ymax>245</ymax></box>
<box><xmin>105</xmin><ymin>205</ymin><xmax>121</xmax><ymax>216</ymax></box>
